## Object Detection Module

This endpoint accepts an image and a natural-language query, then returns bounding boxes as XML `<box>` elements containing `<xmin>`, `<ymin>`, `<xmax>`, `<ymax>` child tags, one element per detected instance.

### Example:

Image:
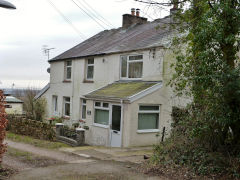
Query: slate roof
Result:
<box><xmin>49</xmin><ymin>16</ymin><xmax>171</xmax><ymax>62</ymax></box>
<box><xmin>85</xmin><ymin>81</ymin><xmax>162</xmax><ymax>102</ymax></box>
<box><xmin>34</xmin><ymin>83</ymin><xmax>50</xmax><ymax>99</ymax></box>
<box><xmin>5</xmin><ymin>96</ymin><xmax>23</xmax><ymax>103</ymax></box>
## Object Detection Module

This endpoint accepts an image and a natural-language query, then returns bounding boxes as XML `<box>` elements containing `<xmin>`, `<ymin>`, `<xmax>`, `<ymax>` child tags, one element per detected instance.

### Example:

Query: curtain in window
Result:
<box><xmin>94</xmin><ymin>109</ymin><xmax>109</xmax><ymax>125</ymax></box>
<box><xmin>128</xmin><ymin>62</ymin><xmax>143</xmax><ymax>78</ymax></box>
<box><xmin>121</xmin><ymin>56</ymin><xmax>127</xmax><ymax>77</ymax></box>
<box><xmin>87</xmin><ymin>66</ymin><xmax>94</xmax><ymax>79</ymax></box>
<box><xmin>66</xmin><ymin>67</ymin><xmax>71</xmax><ymax>79</ymax></box>
<box><xmin>138</xmin><ymin>113</ymin><xmax>158</xmax><ymax>130</ymax></box>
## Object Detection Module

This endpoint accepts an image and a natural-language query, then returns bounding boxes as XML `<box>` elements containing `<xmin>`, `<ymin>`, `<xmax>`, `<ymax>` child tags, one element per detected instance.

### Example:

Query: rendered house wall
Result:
<box><xmin>5</xmin><ymin>103</ymin><xmax>23</xmax><ymax>114</ymax></box>
<box><xmin>42</xmin><ymin>47</ymin><xmax>191</xmax><ymax>147</ymax></box>
<box><xmin>44</xmin><ymin>48</ymin><xmax>164</xmax><ymax>122</ymax></box>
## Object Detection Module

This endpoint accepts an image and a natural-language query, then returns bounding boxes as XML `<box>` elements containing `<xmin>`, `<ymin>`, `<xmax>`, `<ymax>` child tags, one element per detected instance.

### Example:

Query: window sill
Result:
<box><xmin>93</xmin><ymin>123</ymin><xmax>109</xmax><ymax>129</ymax></box>
<box><xmin>63</xmin><ymin>116</ymin><xmax>70</xmax><ymax>120</ymax></box>
<box><xmin>137</xmin><ymin>129</ymin><xmax>159</xmax><ymax>133</ymax></box>
<box><xmin>120</xmin><ymin>78</ymin><xmax>142</xmax><ymax>81</ymax></box>
<box><xmin>63</xmin><ymin>80</ymin><xmax>72</xmax><ymax>83</ymax></box>
<box><xmin>83</xmin><ymin>80</ymin><xmax>94</xmax><ymax>83</ymax></box>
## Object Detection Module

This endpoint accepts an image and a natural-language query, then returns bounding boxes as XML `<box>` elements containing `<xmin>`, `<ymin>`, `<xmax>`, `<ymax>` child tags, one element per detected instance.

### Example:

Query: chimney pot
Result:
<box><xmin>122</xmin><ymin>8</ymin><xmax>147</xmax><ymax>29</ymax></box>
<box><xmin>131</xmin><ymin>8</ymin><xmax>135</xmax><ymax>16</ymax></box>
<box><xmin>136</xmin><ymin>8</ymin><xmax>140</xmax><ymax>17</ymax></box>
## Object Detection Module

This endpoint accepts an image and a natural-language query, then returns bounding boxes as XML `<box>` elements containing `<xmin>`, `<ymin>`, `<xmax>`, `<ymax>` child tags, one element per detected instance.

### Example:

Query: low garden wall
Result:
<box><xmin>7</xmin><ymin>115</ymin><xmax>55</xmax><ymax>141</ymax></box>
<box><xmin>55</xmin><ymin>123</ymin><xmax>85</xmax><ymax>147</ymax></box>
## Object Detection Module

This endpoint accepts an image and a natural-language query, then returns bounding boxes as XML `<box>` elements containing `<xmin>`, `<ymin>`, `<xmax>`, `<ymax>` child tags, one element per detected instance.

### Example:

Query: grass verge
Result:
<box><xmin>7</xmin><ymin>147</ymin><xmax>33</xmax><ymax>161</ymax></box>
<box><xmin>6</xmin><ymin>132</ymin><xmax>70</xmax><ymax>149</ymax></box>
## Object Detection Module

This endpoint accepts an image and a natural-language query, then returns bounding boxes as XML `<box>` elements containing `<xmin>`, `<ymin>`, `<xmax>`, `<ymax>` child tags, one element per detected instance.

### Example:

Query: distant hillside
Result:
<box><xmin>3</xmin><ymin>88</ymin><xmax>41</xmax><ymax>98</ymax></box>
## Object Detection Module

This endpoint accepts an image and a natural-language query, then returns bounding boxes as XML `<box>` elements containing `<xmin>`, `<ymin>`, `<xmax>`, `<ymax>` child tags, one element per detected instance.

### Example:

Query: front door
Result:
<box><xmin>110</xmin><ymin>105</ymin><xmax>122</xmax><ymax>147</ymax></box>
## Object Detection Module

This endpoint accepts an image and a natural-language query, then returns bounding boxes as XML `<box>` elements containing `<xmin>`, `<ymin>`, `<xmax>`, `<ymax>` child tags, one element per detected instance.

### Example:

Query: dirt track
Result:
<box><xmin>3</xmin><ymin>140</ymin><xmax>165</xmax><ymax>180</ymax></box>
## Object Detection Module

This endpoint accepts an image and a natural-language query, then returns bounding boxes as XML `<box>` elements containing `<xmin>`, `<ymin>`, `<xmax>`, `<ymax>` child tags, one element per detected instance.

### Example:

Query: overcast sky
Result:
<box><xmin>0</xmin><ymin>0</ymin><xmax>170</xmax><ymax>89</ymax></box>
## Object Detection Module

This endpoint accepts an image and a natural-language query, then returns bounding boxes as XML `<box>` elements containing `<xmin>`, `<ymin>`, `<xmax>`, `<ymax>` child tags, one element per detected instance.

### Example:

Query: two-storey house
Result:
<box><xmin>37</xmin><ymin>9</ymin><xmax>189</xmax><ymax>147</ymax></box>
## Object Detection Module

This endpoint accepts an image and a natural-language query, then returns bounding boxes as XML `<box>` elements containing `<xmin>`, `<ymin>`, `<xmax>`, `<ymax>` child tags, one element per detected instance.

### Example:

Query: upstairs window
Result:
<box><xmin>86</xmin><ymin>58</ymin><xmax>94</xmax><ymax>80</ymax></box>
<box><xmin>65</xmin><ymin>60</ymin><xmax>72</xmax><ymax>80</ymax></box>
<box><xmin>121</xmin><ymin>55</ymin><xmax>143</xmax><ymax>79</ymax></box>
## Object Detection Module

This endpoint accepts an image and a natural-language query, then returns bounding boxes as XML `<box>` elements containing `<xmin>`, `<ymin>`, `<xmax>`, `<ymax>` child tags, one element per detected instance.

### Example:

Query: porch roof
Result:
<box><xmin>84</xmin><ymin>81</ymin><xmax>162</xmax><ymax>103</ymax></box>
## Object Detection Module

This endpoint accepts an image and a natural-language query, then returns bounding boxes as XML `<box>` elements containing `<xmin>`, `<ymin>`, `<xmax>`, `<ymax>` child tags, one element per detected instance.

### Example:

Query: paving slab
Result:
<box><xmin>60</xmin><ymin>145</ymin><xmax>153</xmax><ymax>164</ymax></box>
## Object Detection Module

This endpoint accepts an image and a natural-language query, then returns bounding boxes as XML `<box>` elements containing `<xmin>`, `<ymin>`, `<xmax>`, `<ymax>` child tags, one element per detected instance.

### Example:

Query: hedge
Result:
<box><xmin>7</xmin><ymin>115</ymin><xmax>55</xmax><ymax>141</ymax></box>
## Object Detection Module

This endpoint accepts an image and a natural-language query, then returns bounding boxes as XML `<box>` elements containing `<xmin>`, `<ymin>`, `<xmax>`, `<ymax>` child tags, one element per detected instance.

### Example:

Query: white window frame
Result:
<box><xmin>137</xmin><ymin>105</ymin><xmax>160</xmax><ymax>133</ymax></box>
<box><xmin>81</xmin><ymin>98</ymin><xmax>87</xmax><ymax>120</ymax></box>
<box><xmin>86</xmin><ymin>58</ymin><xmax>94</xmax><ymax>80</ymax></box>
<box><xmin>52</xmin><ymin>95</ymin><xmax>58</xmax><ymax>115</ymax></box>
<box><xmin>63</xmin><ymin>97</ymin><xmax>71</xmax><ymax>117</ymax></box>
<box><xmin>65</xmin><ymin>60</ymin><xmax>72</xmax><ymax>80</ymax></box>
<box><xmin>93</xmin><ymin>101</ymin><xmax>110</xmax><ymax>128</ymax></box>
<box><xmin>120</xmin><ymin>54</ymin><xmax>143</xmax><ymax>80</ymax></box>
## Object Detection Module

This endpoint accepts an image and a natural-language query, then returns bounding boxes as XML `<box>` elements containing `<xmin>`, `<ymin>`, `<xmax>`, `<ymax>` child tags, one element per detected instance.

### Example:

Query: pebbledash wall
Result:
<box><xmin>42</xmin><ymin>47</ymin><xmax>190</xmax><ymax>147</ymax></box>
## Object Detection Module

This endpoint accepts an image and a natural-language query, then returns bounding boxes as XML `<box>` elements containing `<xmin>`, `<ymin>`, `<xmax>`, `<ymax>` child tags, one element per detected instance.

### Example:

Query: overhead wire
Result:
<box><xmin>70</xmin><ymin>0</ymin><xmax>107</xmax><ymax>30</ymax></box>
<box><xmin>47</xmin><ymin>0</ymin><xmax>86</xmax><ymax>40</ymax></box>
<box><xmin>48</xmin><ymin>0</ymin><xmax>172</xmax><ymax>54</ymax></box>
<box><xmin>77</xmin><ymin>0</ymin><xmax>115</xmax><ymax>29</ymax></box>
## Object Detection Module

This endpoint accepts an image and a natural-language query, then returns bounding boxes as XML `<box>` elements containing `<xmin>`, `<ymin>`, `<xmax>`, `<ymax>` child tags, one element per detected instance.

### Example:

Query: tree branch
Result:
<box><xmin>134</xmin><ymin>0</ymin><xmax>188</xmax><ymax>6</ymax></box>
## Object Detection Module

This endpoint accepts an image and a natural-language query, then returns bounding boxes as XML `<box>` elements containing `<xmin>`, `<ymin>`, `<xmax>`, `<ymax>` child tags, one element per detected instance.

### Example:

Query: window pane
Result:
<box><xmin>128</xmin><ymin>62</ymin><xmax>143</xmax><ymax>78</ymax></box>
<box><xmin>82</xmin><ymin>105</ymin><xmax>86</xmax><ymax>119</ymax></box>
<box><xmin>88</xmin><ymin>58</ymin><xmax>94</xmax><ymax>64</ymax></box>
<box><xmin>66</xmin><ymin>67</ymin><xmax>71</xmax><ymax>79</ymax></box>
<box><xmin>139</xmin><ymin>106</ymin><xmax>159</xmax><ymax>111</ymax></box>
<box><xmin>129</xmin><ymin>55</ymin><xmax>143</xmax><ymax>61</ymax></box>
<box><xmin>94</xmin><ymin>109</ymin><xmax>109</xmax><ymax>125</ymax></box>
<box><xmin>65</xmin><ymin>103</ymin><xmax>70</xmax><ymax>116</ymax></box>
<box><xmin>95</xmin><ymin>102</ymin><xmax>101</xmax><ymax>106</ymax></box>
<box><xmin>103</xmin><ymin>103</ymin><xmax>109</xmax><ymax>108</ymax></box>
<box><xmin>82</xmin><ymin>99</ymin><xmax>86</xmax><ymax>104</ymax></box>
<box><xmin>53</xmin><ymin>96</ymin><xmax>58</xmax><ymax>112</ymax></box>
<box><xmin>65</xmin><ymin>97</ymin><xmax>70</xmax><ymax>102</ymax></box>
<box><xmin>5</xmin><ymin>105</ymin><xmax>12</xmax><ymax>108</ymax></box>
<box><xmin>112</xmin><ymin>105</ymin><xmax>121</xmax><ymax>131</ymax></box>
<box><xmin>138</xmin><ymin>113</ymin><xmax>158</xmax><ymax>130</ymax></box>
<box><xmin>66</xmin><ymin>60</ymin><xmax>72</xmax><ymax>66</ymax></box>
<box><xmin>121</xmin><ymin>56</ymin><xmax>127</xmax><ymax>77</ymax></box>
<box><xmin>87</xmin><ymin>66</ymin><xmax>94</xmax><ymax>79</ymax></box>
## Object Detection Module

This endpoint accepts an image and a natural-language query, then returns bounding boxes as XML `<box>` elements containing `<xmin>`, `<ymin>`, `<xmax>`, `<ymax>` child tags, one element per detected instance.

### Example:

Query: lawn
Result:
<box><xmin>6</xmin><ymin>132</ymin><xmax>70</xmax><ymax>149</ymax></box>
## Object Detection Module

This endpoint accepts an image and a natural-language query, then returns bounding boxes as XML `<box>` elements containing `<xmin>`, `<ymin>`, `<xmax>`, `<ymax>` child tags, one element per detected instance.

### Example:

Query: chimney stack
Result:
<box><xmin>136</xmin><ymin>8</ymin><xmax>140</xmax><ymax>17</ymax></box>
<box><xmin>170</xmin><ymin>0</ymin><xmax>179</xmax><ymax>16</ymax></box>
<box><xmin>131</xmin><ymin>8</ymin><xmax>135</xmax><ymax>16</ymax></box>
<box><xmin>122</xmin><ymin>8</ymin><xmax>147</xmax><ymax>29</ymax></box>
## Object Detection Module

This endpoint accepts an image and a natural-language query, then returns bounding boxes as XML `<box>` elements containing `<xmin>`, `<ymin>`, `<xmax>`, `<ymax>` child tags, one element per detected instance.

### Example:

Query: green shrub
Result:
<box><xmin>21</xmin><ymin>88</ymin><xmax>47</xmax><ymax>121</ymax></box>
<box><xmin>7</xmin><ymin>115</ymin><xmax>55</xmax><ymax>141</ymax></box>
<box><xmin>148</xmin><ymin>107</ymin><xmax>240</xmax><ymax>179</ymax></box>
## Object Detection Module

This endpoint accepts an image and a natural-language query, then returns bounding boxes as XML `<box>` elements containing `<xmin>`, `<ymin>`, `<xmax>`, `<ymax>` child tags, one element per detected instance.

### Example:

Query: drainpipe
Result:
<box><xmin>71</xmin><ymin>60</ymin><xmax>75</xmax><ymax>123</ymax></box>
<box><xmin>120</xmin><ymin>99</ymin><xmax>124</xmax><ymax>148</ymax></box>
